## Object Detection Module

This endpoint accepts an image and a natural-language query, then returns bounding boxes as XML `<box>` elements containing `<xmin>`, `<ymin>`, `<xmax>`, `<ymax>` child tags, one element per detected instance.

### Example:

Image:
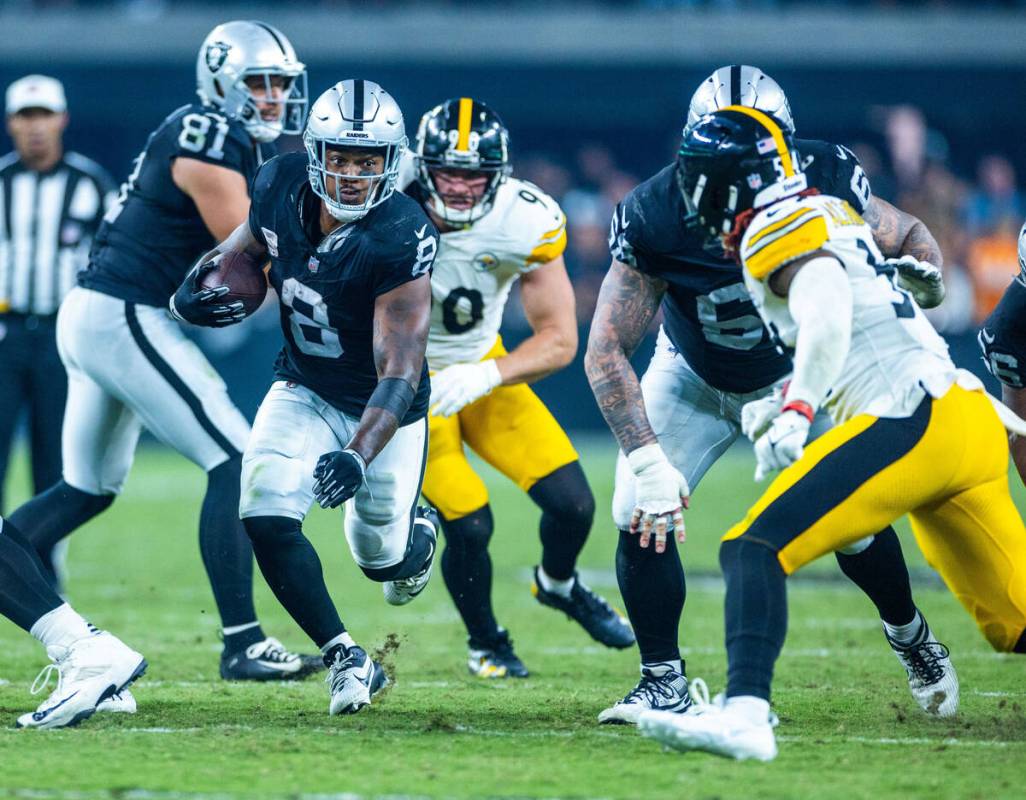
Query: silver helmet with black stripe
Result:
<box><xmin>686</xmin><ymin>65</ymin><xmax>794</xmax><ymax>135</ymax></box>
<box><xmin>196</xmin><ymin>20</ymin><xmax>307</xmax><ymax>143</ymax></box>
<box><xmin>304</xmin><ymin>79</ymin><xmax>407</xmax><ymax>223</ymax></box>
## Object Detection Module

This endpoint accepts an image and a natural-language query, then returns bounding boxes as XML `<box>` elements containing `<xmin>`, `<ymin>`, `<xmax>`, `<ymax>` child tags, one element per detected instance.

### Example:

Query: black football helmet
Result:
<box><xmin>676</xmin><ymin>105</ymin><xmax>807</xmax><ymax>252</ymax></box>
<box><xmin>414</xmin><ymin>97</ymin><xmax>512</xmax><ymax>225</ymax></box>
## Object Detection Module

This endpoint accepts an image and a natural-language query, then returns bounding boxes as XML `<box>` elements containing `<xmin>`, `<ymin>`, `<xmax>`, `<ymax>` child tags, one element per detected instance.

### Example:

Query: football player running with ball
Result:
<box><xmin>173</xmin><ymin>80</ymin><xmax>439</xmax><ymax>716</ymax></box>
<box><xmin>585</xmin><ymin>66</ymin><xmax>955</xmax><ymax>725</ymax></box>
<box><xmin>0</xmin><ymin>514</ymin><xmax>145</xmax><ymax>729</ymax></box>
<box><xmin>8</xmin><ymin>21</ymin><xmax>317</xmax><ymax>687</ymax></box>
<box><xmin>638</xmin><ymin>106</ymin><xmax>1026</xmax><ymax>761</ymax></box>
<box><xmin>401</xmin><ymin>98</ymin><xmax>633</xmax><ymax>678</ymax></box>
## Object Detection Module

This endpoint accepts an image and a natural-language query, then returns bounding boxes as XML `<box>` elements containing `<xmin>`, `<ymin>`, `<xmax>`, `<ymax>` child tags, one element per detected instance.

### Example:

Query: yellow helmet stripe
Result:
<box><xmin>721</xmin><ymin>104</ymin><xmax>795</xmax><ymax>178</ymax></box>
<box><xmin>456</xmin><ymin>97</ymin><xmax>474</xmax><ymax>151</ymax></box>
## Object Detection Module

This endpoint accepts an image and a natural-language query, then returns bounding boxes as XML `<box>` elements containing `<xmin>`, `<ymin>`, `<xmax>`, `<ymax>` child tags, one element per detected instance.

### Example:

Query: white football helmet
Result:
<box><xmin>304</xmin><ymin>80</ymin><xmax>407</xmax><ymax>223</ymax></box>
<box><xmin>686</xmin><ymin>65</ymin><xmax>794</xmax><ymax>135</ymax></box>
<box><xmin>196</xmin><ymin>20</ymin><xmax>307</xmax><ymax>143</ymax></box>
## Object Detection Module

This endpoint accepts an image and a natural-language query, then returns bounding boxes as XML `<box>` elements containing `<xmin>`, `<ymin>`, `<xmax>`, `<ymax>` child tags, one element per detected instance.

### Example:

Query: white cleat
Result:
<box><xmin>886</xmin><ymin>622</ymin><xmax>959</xmax><ymax>717</ymax></box>
<box><xmin>598</xmin><ymin>668</ymin><xmax>701</xmax><ymax>725</ymax></box>
<box><xmin>383</xmin><ymin>508</ymin><xmax>437</xmax><ymax>606</ymax></box>
<box><xmin>96</xmin><ymin>689</ymin><xmax>137</xmax><ymax>714</ymax></box>
<box><xmin>325</xmin><ymin>645</ymin><xmax>389</xmax><ymax>716</ymax></box>
<box><xmin>16</xmin><ymin>632</ymin><xmax>146</xmax><ymax>730</ymax></box>
<box><xmin>638</xmin><ymin>700</ymin><xmax>778</xmax><ymax>762</ymax></box>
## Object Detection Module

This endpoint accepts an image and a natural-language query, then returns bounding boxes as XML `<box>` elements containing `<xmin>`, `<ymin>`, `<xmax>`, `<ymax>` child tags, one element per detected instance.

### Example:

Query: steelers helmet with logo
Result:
<box><xmin>414</xmin><ymin>97</ymin><xmax>512</xmax><ymax>225</ymax></box>
<box><xmin>675</xmin><ymin>106</ymin><xmax>807</xmax><ymax>250</ymax></box>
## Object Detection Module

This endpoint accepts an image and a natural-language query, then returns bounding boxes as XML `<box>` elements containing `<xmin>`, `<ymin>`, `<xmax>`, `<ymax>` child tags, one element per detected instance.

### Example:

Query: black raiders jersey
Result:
<box><xmin>80</xmin><ymin>103</ymin><xmax>264</xmax><ymax>306</ymax></box>
<box><xmin>608</xmin><ymin>138</ymin><xmax>873</xmax><ymax>394</ymax></box>
<box><xmin>979</xmin><ymin>221</ymin><xmax>1026</xmax><ymax>389</ymax></box>
<box><xmin>248</xmin><ymin>152</ymin><xmax>438</xmax><ymax>423</ymax></box>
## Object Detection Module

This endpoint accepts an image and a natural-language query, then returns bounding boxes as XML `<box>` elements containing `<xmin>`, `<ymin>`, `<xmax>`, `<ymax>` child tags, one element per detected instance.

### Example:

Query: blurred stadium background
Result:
<box><xmin>3</xmin><ymin>1</ymin><xmax>1025</xmax><ymax>435</ymax></box>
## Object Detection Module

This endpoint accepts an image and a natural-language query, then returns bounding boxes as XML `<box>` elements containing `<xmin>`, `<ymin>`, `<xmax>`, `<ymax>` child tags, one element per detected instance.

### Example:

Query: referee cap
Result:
<box><xmin>6</xmin><ymin>75</ymin><xmax>67</xmax><ymax>115</ymax></box>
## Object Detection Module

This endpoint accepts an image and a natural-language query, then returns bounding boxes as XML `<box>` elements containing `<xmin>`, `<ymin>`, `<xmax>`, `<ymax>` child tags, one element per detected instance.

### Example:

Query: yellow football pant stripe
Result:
<box><xmin>422</xmin><ymin>337</ymin><xmax>578</xmax><ymax>521</ymax></box>
<box><xmin>725</xmin><ymin>385</ymin><xmax>1026</xmax><ymax>651</ymax></box>
<box><xmin>457</xmin><ymin>97</ymin><xmax>473</xmax><ymax>151</ymax></box>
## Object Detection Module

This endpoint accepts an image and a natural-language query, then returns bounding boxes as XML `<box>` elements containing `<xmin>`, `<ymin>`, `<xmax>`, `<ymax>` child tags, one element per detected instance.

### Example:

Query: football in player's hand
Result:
<box><xmin>199</xmin><ymin>251</ymin><xmax>268</xmax><ymax>316</ymax></box>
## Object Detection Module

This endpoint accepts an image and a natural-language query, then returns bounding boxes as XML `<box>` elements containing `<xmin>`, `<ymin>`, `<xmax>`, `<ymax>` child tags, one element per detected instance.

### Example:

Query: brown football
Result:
<box><xmin>199</xmin><ymin>251</ymin><xmax>268</xmax><ymax>317</ymax></box>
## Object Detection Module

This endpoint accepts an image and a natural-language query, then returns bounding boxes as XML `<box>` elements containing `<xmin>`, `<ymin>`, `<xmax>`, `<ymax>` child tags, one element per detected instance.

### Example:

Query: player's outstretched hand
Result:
<box><xmin>753</xmin><ymin>409</ymin><xmax>811</xmax><ymax>481</ymax></box>
<box><xmin>626</xmin><ymin>444</ymin><xmax>690</xmax><ymax>554</ymax></box>
<box><xmin>741</xmin><ymin>386</ymin><xmax>785</xmax><ymax>442</ymax></box>
<box><xmin>169</xmin><ymin>260</ymin><xmax>246</xmax><ymax>328</ymax></box>
<box><xmin>430</xmin><ymin>360</ymin><xmax>502</xmax><ymax>417</ymax></box>
<box><xmin>313</xmin><ymin>449</ymin><xmax>366</xmax><ymax>509</ymax></box>
<box><xmin>889</xmin><ymin>255</ymin><xmax>945</xmax><ymax>309</ymax></box>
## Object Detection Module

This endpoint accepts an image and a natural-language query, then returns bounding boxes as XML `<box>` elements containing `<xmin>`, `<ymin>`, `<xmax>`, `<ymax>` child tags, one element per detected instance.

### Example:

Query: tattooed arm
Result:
<box><xmin>863</xmin><ymin>197</ymin><xmax>946</xmax><ymax>307</ymax></box>
<box><xmin>863</xmin><ymin>196</ymin><xmax>943</xmax><ymax>265</ymax></box>
<box><xmin>584</xmin><ymin>259</ymin><xmax>666</xmax><ymax>454</ymax></box>
<box><xmin>346</xmin><ymin>275</ymin><xmax>432</xmax><ymax>465</ymax></box>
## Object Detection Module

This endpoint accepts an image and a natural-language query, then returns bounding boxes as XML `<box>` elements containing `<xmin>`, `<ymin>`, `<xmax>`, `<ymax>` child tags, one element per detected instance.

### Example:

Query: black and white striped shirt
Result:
<box><xmin>0</xmin><ymin>151</ymin><xmax>115</xmax><ymax>316</ymax></box>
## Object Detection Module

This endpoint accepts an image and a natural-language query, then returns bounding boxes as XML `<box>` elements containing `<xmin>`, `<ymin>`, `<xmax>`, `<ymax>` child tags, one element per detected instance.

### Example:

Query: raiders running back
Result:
<box><xmin>248</xmin><ymin>151</ymin><xmax>435</xmax><ymax>421</ymax></box>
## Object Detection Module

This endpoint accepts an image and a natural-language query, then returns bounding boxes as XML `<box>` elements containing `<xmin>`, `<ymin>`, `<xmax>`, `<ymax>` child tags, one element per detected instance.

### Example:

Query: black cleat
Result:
<box><xmin>531</xmin><ymin>567</ymin><xmax>635</xmax><ymax>649</ymax></box>
<box><xmin>220</xmin><ymin>637</ymin><xmax>324</xmax><ymax>681</ymax></box>
<box><xmin>468</xmin><ymin>629</ymin><xmax>530</xmax><ymax>679</ymax></box>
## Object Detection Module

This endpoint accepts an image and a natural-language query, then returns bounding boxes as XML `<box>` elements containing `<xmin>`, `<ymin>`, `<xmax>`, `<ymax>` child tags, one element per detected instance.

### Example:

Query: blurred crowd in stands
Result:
<box><xmin>512</xmin><ymin>105</ymin><xmax>1023</xmax><ymax>339</ymax></box>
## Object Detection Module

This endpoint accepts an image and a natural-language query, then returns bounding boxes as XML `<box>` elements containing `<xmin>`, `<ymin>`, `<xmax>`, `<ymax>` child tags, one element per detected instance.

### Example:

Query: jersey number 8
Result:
<box><xmin>281</xmin><ymin>278</ymin><xmax>343</xmax><ymax>358</ymax></box>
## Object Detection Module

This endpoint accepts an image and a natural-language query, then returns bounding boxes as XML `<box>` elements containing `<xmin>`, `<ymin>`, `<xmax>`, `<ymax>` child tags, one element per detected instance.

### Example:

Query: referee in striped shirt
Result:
<box><xmin>0</xmin><ymin>75</ymin><xmax>115</xmax><ymax>512</ymax></box>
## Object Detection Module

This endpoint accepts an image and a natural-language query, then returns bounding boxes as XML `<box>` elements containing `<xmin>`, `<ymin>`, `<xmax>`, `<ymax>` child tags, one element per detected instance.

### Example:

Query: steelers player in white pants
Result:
<box><xmin>240</xmin><ymin>381</ymin><xmax>427</xmax><ymax>572</ymax></box>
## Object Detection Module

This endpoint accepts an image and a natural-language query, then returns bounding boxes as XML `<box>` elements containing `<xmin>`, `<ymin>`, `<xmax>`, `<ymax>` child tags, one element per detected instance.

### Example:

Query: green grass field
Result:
<box><xmin>0</xmin><ymin>440</ymin><xmax>1023</xmax><ymax>800</ymax></box>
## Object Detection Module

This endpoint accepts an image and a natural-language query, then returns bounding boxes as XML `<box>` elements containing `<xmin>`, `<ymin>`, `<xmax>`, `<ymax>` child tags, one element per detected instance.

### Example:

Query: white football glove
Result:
<box><xmin>753</xmin><ymin>410</ymin><xmax>812</xmax><ymax>481</ymax></box>
<box><xmin>627</xmin><ymin>444</ymin><xmax>690</xmax><ymax>553</ymax></box>
<box><xmin>430</xmin><ymin>360</ymin><xmax>502</xmax><ymax>417</ymax></box>
<box><xmin>889</xmin><ymin>255</ymin><xmax>945</xmax><ymax>309</ymax></box>
<box><xmin>741</xmin><ymin>386</ymin><xmax>785</xmax><ymax>442</ymax></box>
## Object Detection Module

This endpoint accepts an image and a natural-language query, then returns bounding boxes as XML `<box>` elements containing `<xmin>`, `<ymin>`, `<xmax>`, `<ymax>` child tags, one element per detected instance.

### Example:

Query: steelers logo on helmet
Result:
<box><xmin>675</xmin><ymin>105</ymin><xmax>806</xmax><ymax>254</ymax></box>
<box><xmin>415</xmin><ymin>97</ymin><xmax>512</xmax><ymax>226</ymax></box>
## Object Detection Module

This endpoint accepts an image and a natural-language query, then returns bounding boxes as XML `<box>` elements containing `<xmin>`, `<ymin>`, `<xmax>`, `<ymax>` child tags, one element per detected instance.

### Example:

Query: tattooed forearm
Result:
<box><xmin>864</xmin><ymin>197</ymin><xmax>943</xmax><ymax>266</ymax></box>
<box><xmin>584</xmin><ymin>260</ymin><xmax>666</xmax><ymax>454</ymax></box>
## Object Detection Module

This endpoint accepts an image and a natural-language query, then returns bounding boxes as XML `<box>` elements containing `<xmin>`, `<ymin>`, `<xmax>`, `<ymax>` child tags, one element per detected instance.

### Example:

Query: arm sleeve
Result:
<box><xmin>784</xmin><ymin>256</ymin><xmax>853</xmax><ymax>410</ymax></box>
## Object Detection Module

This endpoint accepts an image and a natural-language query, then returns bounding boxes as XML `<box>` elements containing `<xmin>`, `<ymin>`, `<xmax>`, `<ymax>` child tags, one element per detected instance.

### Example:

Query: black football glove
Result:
<box><xmin>169</xmin><ymin>258</ymin><xmax>246</xmax><ymax>328</ymax></box>
<box><xmin>312</xmin><ymin>449</ymin><xmax>366</xmax><ymax>509</ymax></box>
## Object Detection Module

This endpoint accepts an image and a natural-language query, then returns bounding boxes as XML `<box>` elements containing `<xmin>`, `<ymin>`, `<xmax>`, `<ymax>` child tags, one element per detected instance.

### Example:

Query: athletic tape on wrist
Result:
<box><xmin>367</xmin><ymin>377</ymin><xmax>416</xmax><ymax>420</ymax></box>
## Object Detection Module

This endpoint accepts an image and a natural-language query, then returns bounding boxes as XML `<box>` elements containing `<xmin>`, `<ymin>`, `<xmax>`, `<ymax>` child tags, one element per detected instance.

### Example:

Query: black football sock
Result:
<box><xmin>8</xmin><ymin>479</ymin><xmax>114</xmax><ymax>588</ymax></box>
<box><xmin>438</xmin><ymin>505</ymin><xmax>500</xmax><ymax>644</ymax></box>
<box><xmin>360</xmin><ymin>512</ymin><xmax>436</xmax><ymax>581</ymax></box>
<box><xmin>0</xmin><ymin>518</ymin><xmax>63</xmax><ymax>632</ymax></box>
<box><xmin>201</xmin><ymin>457</ymin><xmax>263</xmax><ymax>649</ymax></box>
<box><xmin>616</xmin><ymin>528</ymin><xmax>684</xmax><ymax>665</ymax></box>
<box><xmin>528</xmin><ymin>461</ymin><xmax>595</xmax><ymax>581</ymax></box>
<box><xmin>243</xmin><ymin>515</ymin><xmax>345</xmax><ymax>649</ymax></box>
<box><xmin>720</xmin><ymin>537</ymin><xmax>788</xmax><ymax>701</ymax></box>
<box><xmin>834</xmin><ymin>527</ymin><xmax>917</xmax><ymax>626</ymax></box>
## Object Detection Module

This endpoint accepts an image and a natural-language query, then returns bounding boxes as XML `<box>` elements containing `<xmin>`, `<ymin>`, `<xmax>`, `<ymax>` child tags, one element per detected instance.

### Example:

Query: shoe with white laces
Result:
<box><xmin>383</xmin><ymin>507</ymin><xmax>438</xmax><ymax>606</ymax></box>
<box><xmin>885</xmin><ymin>619</ymin><xmax>959</xmax><ymax>717</ymax></box>
<box><xmin>638</xmin><ymin>692</ymin><xmax>778</xmax><ymax>761</ymax></box>
<box><xmin>16</xmin><ymin>632</ymin><xmax>146</xmax><ymax>730</ymax></box>
<box><xmin>598</xmin><ymin>665</ymin><xmax>700</xmax><ymax>724</ymax></box>
<box><xmin>220</xmin><ymin>637</ymin><xmax>323</xmax><ymax>681</ymax></box>
<box><xmin>325</xmin><ymin>644</ymin><xmax>389</xmax><ymax>715</ymax></box>
<box><xmin>96</xmin><ymin>689</ymin><xmax>137</xmax><ymax>714</ymax></box>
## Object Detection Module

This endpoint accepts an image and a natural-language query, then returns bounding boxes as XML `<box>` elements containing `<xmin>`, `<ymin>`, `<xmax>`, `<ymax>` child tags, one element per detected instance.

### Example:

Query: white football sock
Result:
<box><xmin>537</xmin><ymin>566</ymin><xmax>575</xmax><ymax>598</ymax></box>
<box><xmin>320</xmin><ymin>632</ymin><xmax>357</xmax><ymax>655</ymax></box>
<box><xmin>642</xmin><ymin>659</ymin><xmax>683</xmax><ymax>677</ymax></box>
<box><xmin>30</xmin><ymin>603</ymin><xmax>95</xmax><ymax>650</ymax></box>
<box><xmin>725</xmin><ymin>695</ymin><xmax>771</xmax><ymax>725</ymax></box>
<box><xmin>883</xmin><ymin>609</ymin><xmax>925</xmax><ymax>646</ymax></box>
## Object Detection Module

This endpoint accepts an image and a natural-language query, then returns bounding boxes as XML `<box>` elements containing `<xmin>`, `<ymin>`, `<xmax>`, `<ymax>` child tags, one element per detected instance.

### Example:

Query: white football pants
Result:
<box><xmin>240</xmin><ymin>380</ymin><xmax>428</xmax><ymax>570</ymax></box>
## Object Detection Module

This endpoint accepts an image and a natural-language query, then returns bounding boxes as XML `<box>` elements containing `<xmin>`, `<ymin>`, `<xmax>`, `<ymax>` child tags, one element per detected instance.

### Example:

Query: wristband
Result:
<box><xmin>781</xmin><ymin>400</ymin><xmax>815</xmax><ymax>424</ymax></box>
<box><xmin>367</xmin><ymin>377</ymin><xmax>416</xmax><ymax>420</ymax></box>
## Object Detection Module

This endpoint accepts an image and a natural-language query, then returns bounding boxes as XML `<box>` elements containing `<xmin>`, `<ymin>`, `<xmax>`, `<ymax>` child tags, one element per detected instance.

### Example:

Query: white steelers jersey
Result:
<box><xmin>740</xmin><ymin>193</ymin><xmax>955</xmax><ymax>423</ymax></box>
<box><xmin>422</xmin><ymin>177</ymin><xmax>567</xmax><ymax>369</ymax></box>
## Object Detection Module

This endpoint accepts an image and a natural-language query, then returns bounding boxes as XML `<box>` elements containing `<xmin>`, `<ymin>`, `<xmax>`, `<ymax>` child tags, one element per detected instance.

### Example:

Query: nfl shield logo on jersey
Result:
<box><xmin>747</xmin><ymin>173</ymin><xmax>764</xmax><ymax>190</ymax></box>
<box><xmin>308</xmin><ymin>256</ymin><xmax>320</xmax><ymax>274</ymax></box>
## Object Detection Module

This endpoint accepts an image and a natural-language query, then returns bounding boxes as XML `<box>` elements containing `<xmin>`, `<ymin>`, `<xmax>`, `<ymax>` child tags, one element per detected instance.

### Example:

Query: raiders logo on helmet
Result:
<box><xmin>205</xmin><ymin>41</ymin><xmax>231</xmax><ymax>74</ymax></box>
